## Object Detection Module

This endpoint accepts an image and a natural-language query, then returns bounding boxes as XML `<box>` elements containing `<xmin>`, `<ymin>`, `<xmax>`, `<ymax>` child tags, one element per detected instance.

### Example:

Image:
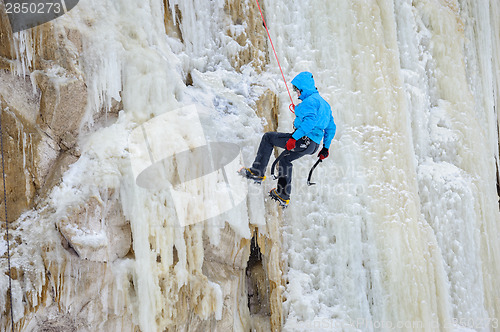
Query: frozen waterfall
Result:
<box><xmin>0</xmin><ymin>0</ymin><xmax>499</xmax><ymax>331</ymax></box>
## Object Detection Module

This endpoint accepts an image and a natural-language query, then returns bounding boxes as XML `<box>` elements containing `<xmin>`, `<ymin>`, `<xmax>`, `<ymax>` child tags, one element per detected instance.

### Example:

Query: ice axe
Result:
<box><xmin>307</xmin><ymin>158</ymin><xmax>322</xmax><ymax>186</ymax></box>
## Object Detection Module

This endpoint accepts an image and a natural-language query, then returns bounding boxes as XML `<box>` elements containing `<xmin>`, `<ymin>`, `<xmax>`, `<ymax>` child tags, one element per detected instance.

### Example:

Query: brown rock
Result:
<box><xmin>57</xmin><ymin>190</ymin><xmax>131</xmax><ymax>262</ymax></box>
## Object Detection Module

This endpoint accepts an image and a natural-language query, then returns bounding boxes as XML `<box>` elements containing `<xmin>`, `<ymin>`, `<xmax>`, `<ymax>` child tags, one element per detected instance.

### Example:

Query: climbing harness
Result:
<box><xmin>270</xmin><ymin>135</ymin><xmax>322</xmax><ymax>184</ymax></box>
<box><xmin>0</xmin><ymin>110</ymin><xmax>15</xmax><ymax>332</ymax></box>
<box><xmin>255</xmin><ymin>0</ymin><xmax>295</xmax><ymax>113</ymax></box>
<box><xmin>299</xmin><ymin>136</ymin><xmax>311</xmax><ymax>148</ymax></box>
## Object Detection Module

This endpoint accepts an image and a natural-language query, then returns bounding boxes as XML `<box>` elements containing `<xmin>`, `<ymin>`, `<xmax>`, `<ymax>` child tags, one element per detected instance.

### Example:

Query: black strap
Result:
<box><xmin>307</xmin><ymin>159</ymin><xmax>322</xmax><ymax>186</ymax></box>
<box><xmin>270</xmin><ymin>150</ymin><xmax>289</xmax><ymax>179</ymax></box>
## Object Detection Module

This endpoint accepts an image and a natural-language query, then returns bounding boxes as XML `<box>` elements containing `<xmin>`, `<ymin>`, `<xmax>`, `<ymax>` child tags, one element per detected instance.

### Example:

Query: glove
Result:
<box><xmin>286</xmin><ymin>138</ymin><xmax>296</xmax><ymax>150</ymax></box>
<box><xmin>318</xmin><ymin>147</ymin><xmax>329</xmax><ymax>160</ymax></box>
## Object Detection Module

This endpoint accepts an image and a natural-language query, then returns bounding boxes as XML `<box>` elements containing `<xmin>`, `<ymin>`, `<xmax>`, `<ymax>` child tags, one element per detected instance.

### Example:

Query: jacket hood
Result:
<box><xmin>291</xmin><ymin>71</ymin><xmax>317</xmax><ymax>100</ymax></box>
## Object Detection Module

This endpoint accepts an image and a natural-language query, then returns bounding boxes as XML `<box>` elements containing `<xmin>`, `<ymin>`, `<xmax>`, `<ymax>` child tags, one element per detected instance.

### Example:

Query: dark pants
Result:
<box><xmin>250</xmin><ymin>132</ymin><xmax>319</xmax><ymax>200</ymax></box>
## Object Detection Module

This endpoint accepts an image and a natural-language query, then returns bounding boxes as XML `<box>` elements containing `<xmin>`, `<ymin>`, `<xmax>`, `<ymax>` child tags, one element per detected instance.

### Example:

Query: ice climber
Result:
<box><xmin>239</xmin><ymin>71</ymin><xmax>336</xmax><ymax>207</ymax></box>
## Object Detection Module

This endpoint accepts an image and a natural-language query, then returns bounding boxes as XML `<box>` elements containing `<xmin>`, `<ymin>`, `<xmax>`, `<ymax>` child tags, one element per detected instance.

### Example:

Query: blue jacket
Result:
<box><xmin>290</xmin><ymin>72</ymin><xmax>336</xmax><ymax>149</ymax></box>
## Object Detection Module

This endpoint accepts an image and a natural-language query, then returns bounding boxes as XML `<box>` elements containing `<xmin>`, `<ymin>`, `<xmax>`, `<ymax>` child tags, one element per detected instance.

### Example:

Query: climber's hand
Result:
<box><xmin>318</xmin><ymin>147</ymin><xmax>329</xmax><ymax>160</ymax></box>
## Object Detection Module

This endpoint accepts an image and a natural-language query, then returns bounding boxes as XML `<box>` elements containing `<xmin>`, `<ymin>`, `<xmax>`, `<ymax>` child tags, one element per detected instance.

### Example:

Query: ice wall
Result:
<box><xmin>0</xmin><ymin>0</ymin><xmax>499</xmax><ymax>331</ymax></box>
<box><xmin>274</xmin><ymin>0</ymin><xmax>500</xmax><ymax>331</ymax></box>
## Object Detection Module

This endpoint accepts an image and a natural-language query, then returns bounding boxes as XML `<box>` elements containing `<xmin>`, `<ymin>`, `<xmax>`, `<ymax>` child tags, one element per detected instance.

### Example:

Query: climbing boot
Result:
<box><xmin>238</xmin><ymin>167</ymin><xmax>266</xmax><ymax>184</ymax></box>
<box><xmin>269</xmin><ymin>188</ymin><xmax>289</xmax><ymax>207</ymax></box>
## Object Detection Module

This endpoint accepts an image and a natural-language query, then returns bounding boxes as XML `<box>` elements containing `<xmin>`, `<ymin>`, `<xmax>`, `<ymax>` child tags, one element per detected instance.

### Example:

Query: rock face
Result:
<box><xmin>0</xmin><ymin>9</ymin><xmax>89</xmax><ymax>222</ymax></box>
<box><xmin>1</xmin><ymin>0</ymin><xmax>285</xmax><ymax>331</ymax></box>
